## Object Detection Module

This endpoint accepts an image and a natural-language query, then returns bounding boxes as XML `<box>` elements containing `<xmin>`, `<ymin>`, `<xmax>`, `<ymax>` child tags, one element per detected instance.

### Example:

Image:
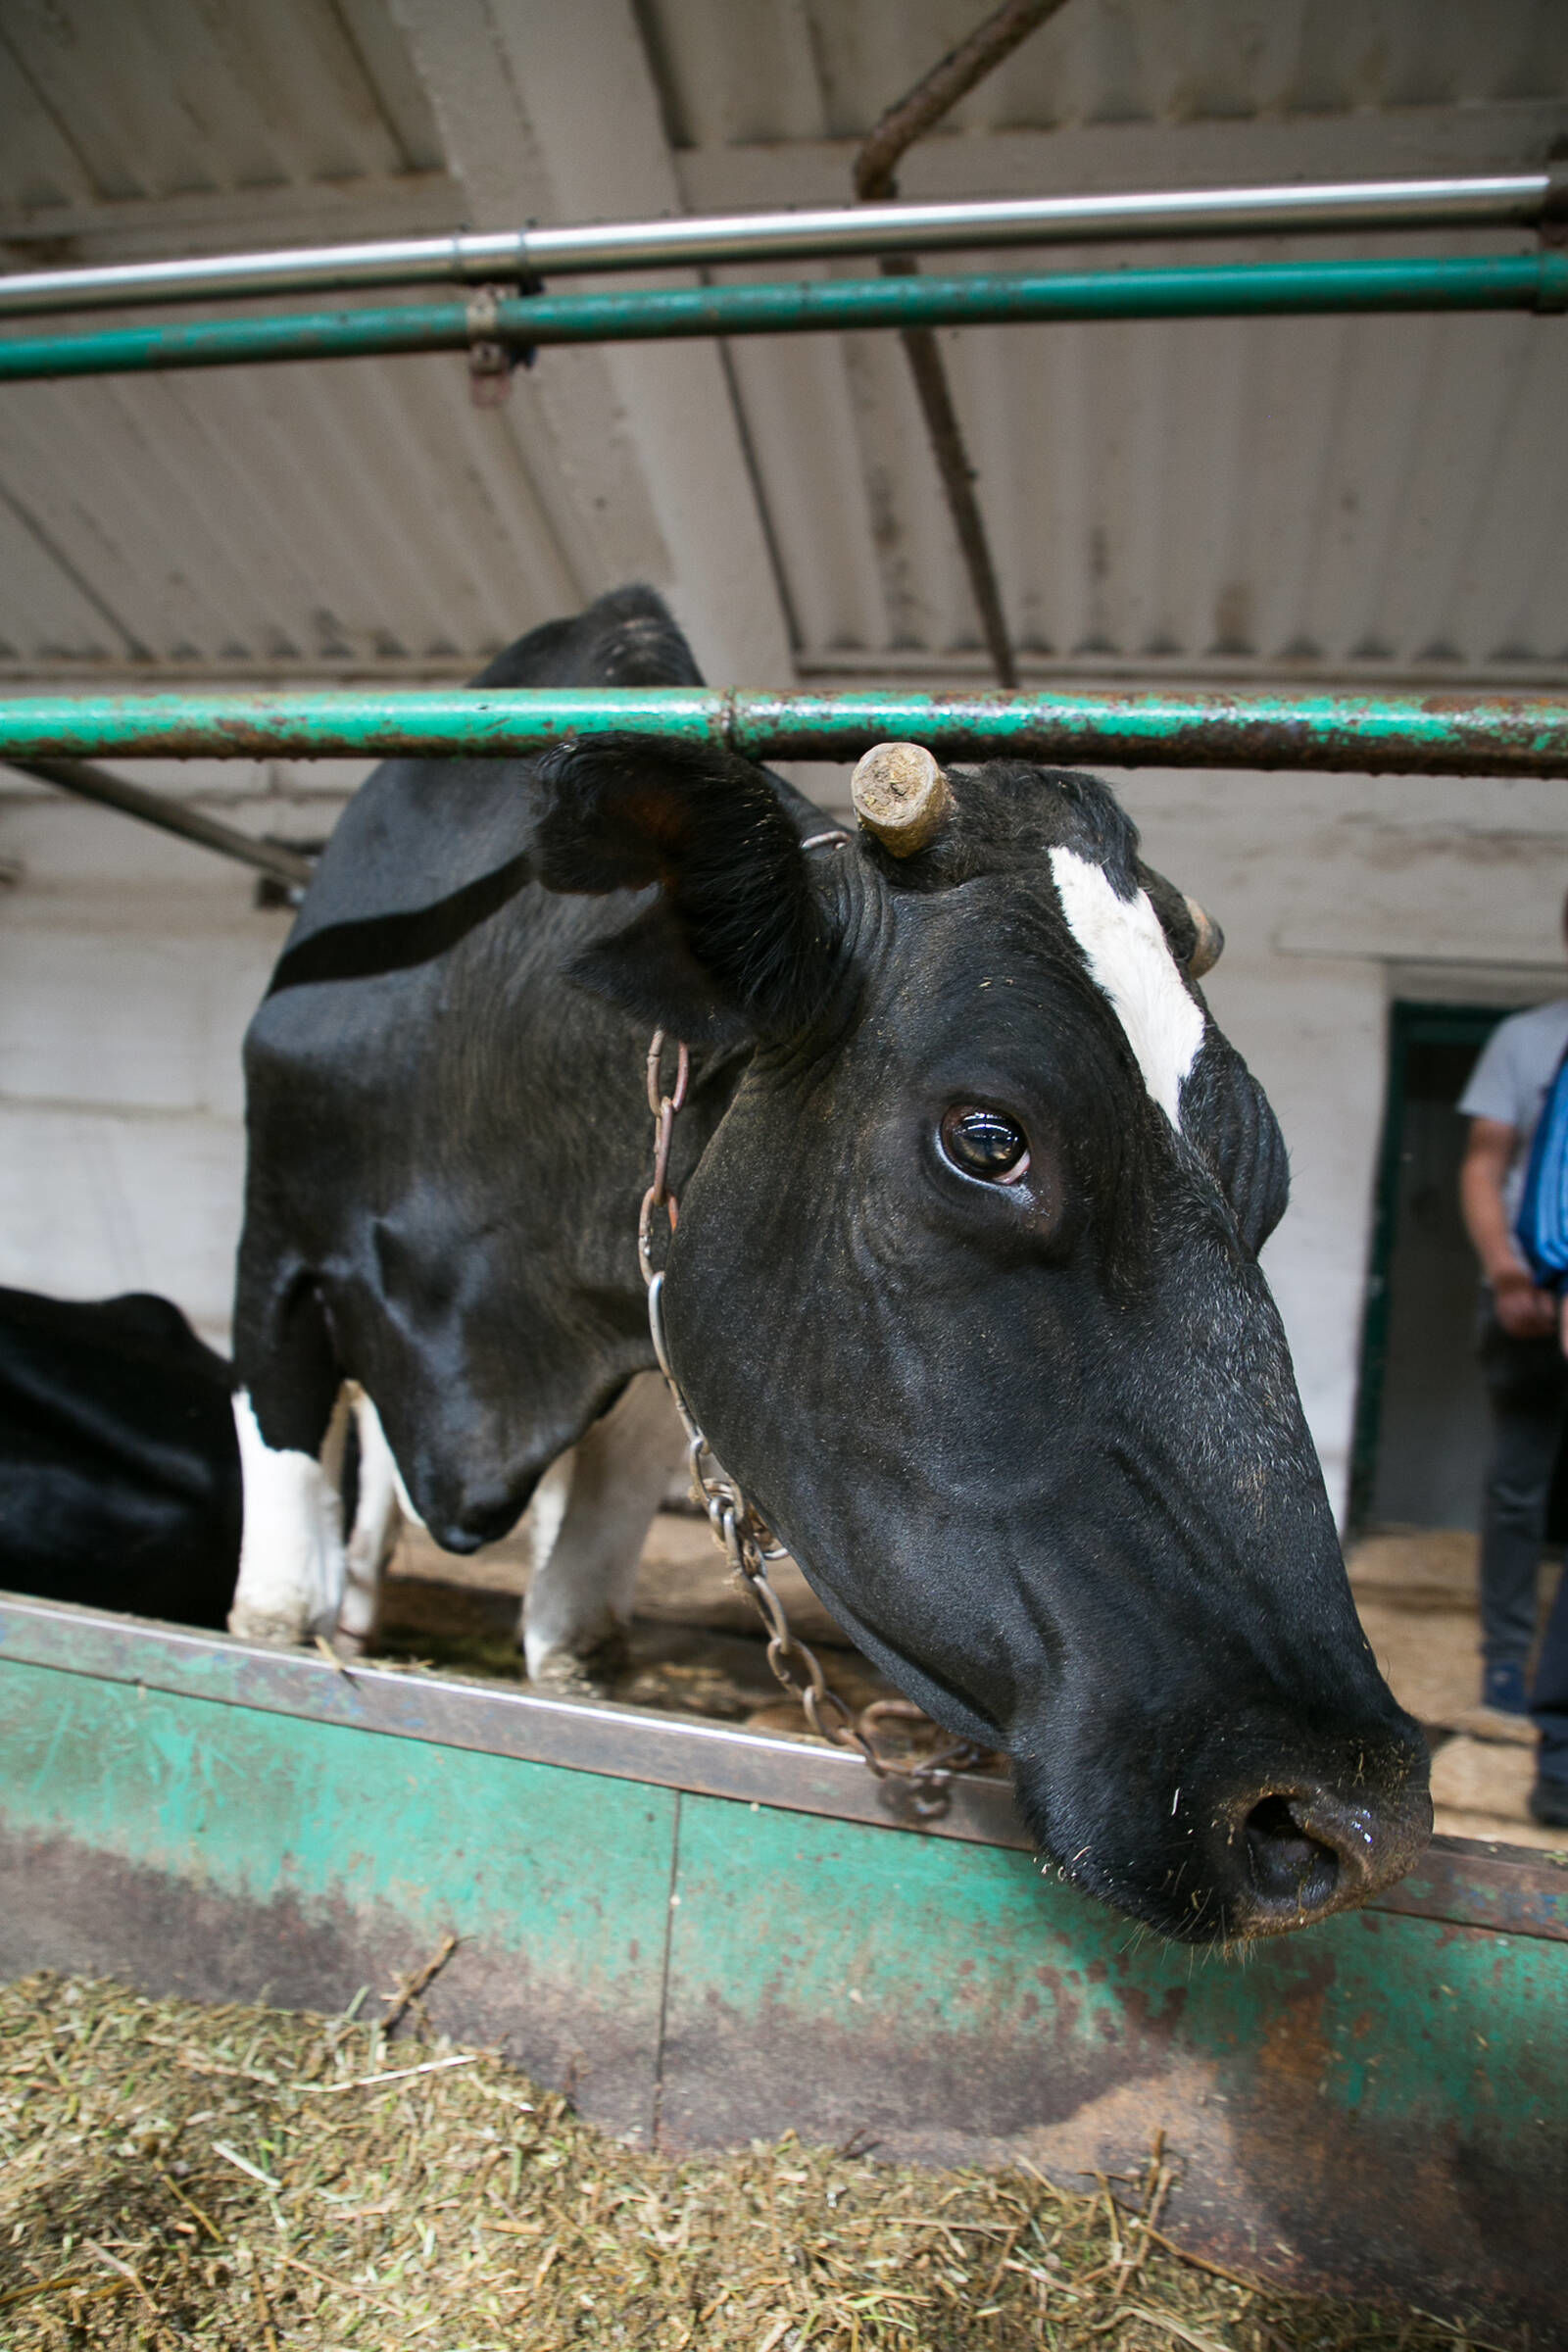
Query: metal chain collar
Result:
<box><xmin>638</xmin><ymin>1027</ymin><xmax>984</xmax><ymax>1817</ymax></box>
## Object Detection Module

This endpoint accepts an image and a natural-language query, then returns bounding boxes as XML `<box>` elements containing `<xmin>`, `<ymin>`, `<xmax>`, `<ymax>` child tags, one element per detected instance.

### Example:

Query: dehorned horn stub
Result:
<box><xmin>850</xmin><ymin>741</ymin><xmax>955</xmax><ymax>858</ymax></box>
<box><xmin>1184</xmin><ymin>893</ymin><xmax>1224</xmax><ymax>979</ymax></box>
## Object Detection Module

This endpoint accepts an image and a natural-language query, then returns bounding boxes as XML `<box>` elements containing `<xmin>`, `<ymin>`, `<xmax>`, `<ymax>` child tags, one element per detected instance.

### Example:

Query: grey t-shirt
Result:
<box><xmin>1458</xmin><ymin>998</ymin><xmax>1568</xmax><ymax>1220</ymax></box>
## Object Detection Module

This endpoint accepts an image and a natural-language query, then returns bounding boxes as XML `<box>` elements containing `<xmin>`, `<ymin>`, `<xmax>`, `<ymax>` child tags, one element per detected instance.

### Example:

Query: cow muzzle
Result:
<box><xmin>1219</xmin><ymin>1772</ymin><xmax>1433</xmax><ymax>1939</ymax></box>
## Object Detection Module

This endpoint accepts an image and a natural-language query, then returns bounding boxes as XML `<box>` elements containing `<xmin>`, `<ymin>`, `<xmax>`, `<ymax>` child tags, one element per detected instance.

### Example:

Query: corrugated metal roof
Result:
<box><xmin>0</xmin><ymin>0</ymin><xmax>443</xmax><ymax>211</ymax></box>
<box><xmin>641</xmin><ymin>0</ymin><xmax>1568</xmax><ymax>148</ymax></box>
<box><xmin>0</xmin><ymin>348</ymin><xmax>584</xmax><ymax>669</ymax></box>
<box><xmin>0</xmin><ymin>0</ymin><xmax>1565</xmax><ymax>686</ymax></box>
<box><xmin>718</xmin><ymin>240</ymin><xmax>1568</xmax><ymax>678</ymax></box>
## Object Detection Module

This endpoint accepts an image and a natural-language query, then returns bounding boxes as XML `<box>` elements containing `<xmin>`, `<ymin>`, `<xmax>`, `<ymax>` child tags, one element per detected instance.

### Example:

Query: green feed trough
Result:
<box><xmin>2</xmin><ymin>1593</ymin><xmax>1565</xmax><ymax>2339</ymax></box>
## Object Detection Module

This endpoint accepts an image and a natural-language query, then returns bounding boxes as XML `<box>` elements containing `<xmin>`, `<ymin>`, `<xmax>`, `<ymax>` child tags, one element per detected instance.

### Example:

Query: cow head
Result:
<box><xmin>536</xmin><ymin>736</ymin><xmax>1430</xmax><ymax>1944</ymax></box>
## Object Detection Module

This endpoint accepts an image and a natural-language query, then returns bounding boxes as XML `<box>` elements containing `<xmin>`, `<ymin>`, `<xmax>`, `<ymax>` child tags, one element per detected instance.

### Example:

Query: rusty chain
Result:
<box><xmin>638</xmin><ymin>1026</ymin><xmax>985</xmax><ymax>1817</ymax></box>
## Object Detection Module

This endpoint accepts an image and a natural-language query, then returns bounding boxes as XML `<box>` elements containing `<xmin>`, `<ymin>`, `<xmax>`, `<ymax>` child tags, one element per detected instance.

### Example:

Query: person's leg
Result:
<box><xmin>1477</xmin><ymin>1311</ymin><xmax>1568</xmax><ymax>1710</ymax></box>
<box><xmin>1530</xmin><ymin>1564</ymin><xmax>1568</xmax><ymax>1821</ymax></box>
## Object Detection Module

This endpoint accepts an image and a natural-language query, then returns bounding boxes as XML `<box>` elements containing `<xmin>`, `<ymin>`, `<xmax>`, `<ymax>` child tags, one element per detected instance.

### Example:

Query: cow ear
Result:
<box><xmin>532</xmin><ymin>735</ymin><xmax>840</xmax><ymax>1045</ymax></box>
<box><xmin>1182</xmin><ymin>1031</ymin><xmax>1291</xmax><ymax>1257</ymax></box>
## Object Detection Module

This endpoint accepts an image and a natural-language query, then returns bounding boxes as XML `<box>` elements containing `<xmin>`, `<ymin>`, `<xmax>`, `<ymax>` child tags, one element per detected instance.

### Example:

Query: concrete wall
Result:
<box><xmin>0</xmin><ymin>764</ymin><xmax>347</xmax><ymax>1351</ymax></box>
<box><xmin>1121</xmin><ymin>766</ymin><xmax>1568</xmax><ymax>1517</ymax></box>
<box><xmin>4</xmin><ymin>760</ymin><xmax>1567</xmax><ymax>1523</ymax></box>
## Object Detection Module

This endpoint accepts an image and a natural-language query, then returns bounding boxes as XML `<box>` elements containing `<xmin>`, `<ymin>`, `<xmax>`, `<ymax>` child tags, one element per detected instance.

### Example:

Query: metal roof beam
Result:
<box><xmin>0</xmin><ymin>172</ymin><xmax>1554</xmax><ymax>318</ymax></box>
<box><xmin>380</xmin><ymin>0</ymin><xmax>793</xmax><ymax>691</ymax></box>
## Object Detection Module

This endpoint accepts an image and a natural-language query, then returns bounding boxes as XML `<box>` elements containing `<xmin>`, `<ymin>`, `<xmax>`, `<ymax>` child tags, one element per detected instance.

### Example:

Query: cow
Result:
<box><xmin>229</xmin><ymin>584</ymin><xmax>1430</xmax><ymax>1945</ymax></box>
<box><xmin>0</xmin><ymin>1286</ymin><xmax>241</xmax><ymax>1627</ymax></box>
<box><xmin>0</xmin><ymin>1281</ymin><xmax>666</xmax><ymax>1670</ymax></box>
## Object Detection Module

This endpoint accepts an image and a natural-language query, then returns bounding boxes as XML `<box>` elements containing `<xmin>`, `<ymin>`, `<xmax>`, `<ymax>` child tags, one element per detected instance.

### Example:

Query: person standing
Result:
<box><xmin>1457</xmin><ymin>929</ymin><xmax>1568</xmax><ymax>1730</ymax></box>
<box><xmin>1493</xmin><ymin>1001</ymin><xmax>1568</xmax><ymax>1828</ymax></box>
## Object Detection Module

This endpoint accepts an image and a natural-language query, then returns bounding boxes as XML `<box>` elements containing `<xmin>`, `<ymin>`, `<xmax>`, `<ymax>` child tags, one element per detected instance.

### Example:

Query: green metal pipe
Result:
<box><xmin>1</xmin><ymin>255</ymin><xmax>1565</xmax><ymax>383</ymax></box>
<box><xmin>1</xmin><ymin>685</ymin><xmax>1566</xmax><ymax>775</ymax></box>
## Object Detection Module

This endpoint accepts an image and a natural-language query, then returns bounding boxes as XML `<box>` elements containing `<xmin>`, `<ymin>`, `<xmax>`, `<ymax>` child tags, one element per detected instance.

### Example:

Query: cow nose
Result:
<box><xmin>1232</xmin><ymin>1780</ymin><xmax>1431</xmax><ymax>1936</ymax></box>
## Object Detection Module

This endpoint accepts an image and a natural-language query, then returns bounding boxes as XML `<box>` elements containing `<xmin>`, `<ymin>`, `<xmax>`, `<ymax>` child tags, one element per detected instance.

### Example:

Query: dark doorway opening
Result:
<box><xmin>1350</xmin><ymin>1002</ymin><xmax>1513</xmax><ymax>1534</ymax></box>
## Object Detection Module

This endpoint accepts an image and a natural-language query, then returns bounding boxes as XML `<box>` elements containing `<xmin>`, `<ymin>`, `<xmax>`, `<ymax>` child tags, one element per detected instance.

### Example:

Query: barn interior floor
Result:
<box><xmin>379</xmin><ymin>1511</ymin><xmax>935</xmax><ymax>1750</ymax></box>
<box><xmin>376</xmin><ymin>1517</ymin><xmax>1564</xmax><ymax>1852</ymax></box>
<box><xmin>1348</xmin><ymin>1528</ymin><xmax>1564</xmax><ymax>1851</ymax></box>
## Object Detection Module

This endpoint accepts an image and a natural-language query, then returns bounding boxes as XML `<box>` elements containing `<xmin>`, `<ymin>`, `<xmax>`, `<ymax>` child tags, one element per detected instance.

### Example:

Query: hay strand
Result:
<box><xmin>0</xmin><ymin>1971</ymin><xmax>1501</xmax><ymax>2350</ymax></box>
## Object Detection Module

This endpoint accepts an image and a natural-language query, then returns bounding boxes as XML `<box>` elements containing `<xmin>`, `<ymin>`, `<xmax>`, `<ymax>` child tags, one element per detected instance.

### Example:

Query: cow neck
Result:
<box><xmin>633</xmin><ymin>827</ymin><xmax>986</xmax><ymax>1816</ymax></box>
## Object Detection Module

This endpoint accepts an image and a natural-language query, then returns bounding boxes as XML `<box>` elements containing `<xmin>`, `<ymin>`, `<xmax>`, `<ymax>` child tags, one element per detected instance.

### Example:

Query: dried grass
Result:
<box><xmin>0</xmin><ymin>1972</ymin><xmax>1492</xmax><ymax>2350</ymax></box>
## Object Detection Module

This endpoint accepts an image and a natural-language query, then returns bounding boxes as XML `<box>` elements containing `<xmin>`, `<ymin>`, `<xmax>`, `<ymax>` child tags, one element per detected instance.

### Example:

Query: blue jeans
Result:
<box><xmin>1475</xmin><ymin>1299</ymin><xmax>1568</xmax><ymax>1781</ymax></box>
<box><xmin>1476</xmin><ymin>1304</ymin><xmax>1568</xmax><ymax>1670</ymax></box>
<box><xmin>1535</xmin><ymin>1563</ymin><xmax>1568</xmax><ymax>1785</ymax></box>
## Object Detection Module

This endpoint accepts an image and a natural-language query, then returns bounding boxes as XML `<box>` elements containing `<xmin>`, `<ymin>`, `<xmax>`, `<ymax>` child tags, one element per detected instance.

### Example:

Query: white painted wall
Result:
<box><xmin>5</xmin><ymin>760</ymin><xmax>1568</xmax><ymax>1523</ymax></box>
<box><xmin>1120</xmin><ymin>767</ymin><xmax>1568</xmax><ymax>1518</ymax></box>
<box><xmin>0</xmin><ymin>768</ymin><xmax>343</xmax><ymax>1349</ymax></box>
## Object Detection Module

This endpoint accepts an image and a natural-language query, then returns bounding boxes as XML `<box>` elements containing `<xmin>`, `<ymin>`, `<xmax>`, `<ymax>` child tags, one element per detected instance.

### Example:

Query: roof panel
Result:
<box><xmin>1</xmin><ymin>0</ymin><xmax>1565</xmax><ymax>688</ymax></box>
<box><xmin>0</xmin><ymin>0</ymin><xmax>434</xmax><ymax>212</ymax></box>
<box><xmin>642</xmin><ymin>0</ymin><xmax>1568</xmax><ymax>142</ymax></box>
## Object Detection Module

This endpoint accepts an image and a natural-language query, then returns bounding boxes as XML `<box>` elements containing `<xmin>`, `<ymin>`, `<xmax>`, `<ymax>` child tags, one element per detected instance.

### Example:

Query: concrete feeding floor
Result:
<box><xmin>379</xmin><ymin>1516</ymin><xmax>1563</xmax><ymax>1855</ymax></box>
<box><xmin>1348</xmin><ymin>1528</ymin><xmax>1562</xmax><ymax>1851</ymax></box>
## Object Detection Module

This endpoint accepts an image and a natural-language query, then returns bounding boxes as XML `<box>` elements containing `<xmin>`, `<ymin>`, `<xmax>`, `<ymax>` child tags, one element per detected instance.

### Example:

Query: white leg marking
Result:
<box><xmin>335</xmin><ymin>1387</ymin><xmax>403</xmax><ymax>1652</ymax></box>
<box><xmin>522</xmin><ymin>1373</ymin><xmax>686</xmax><ymax>1682</ymax></box>
<box><xmin>228</xmin><ymin>1387</ymin><xmax>350</xmax><ymax>1646</ymax></box>
<box><xmin>1049</xmin><ymin>847</ymin><xmax>1204</xmax><ymax>1128</ymax></box>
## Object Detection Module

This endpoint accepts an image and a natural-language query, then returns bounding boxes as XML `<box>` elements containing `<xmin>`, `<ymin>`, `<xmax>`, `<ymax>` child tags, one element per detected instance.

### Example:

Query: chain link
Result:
<box><xmin>638</xmin><ymin>1027</ymin><xmax>985</xmax><ymax>1818</ymax></box>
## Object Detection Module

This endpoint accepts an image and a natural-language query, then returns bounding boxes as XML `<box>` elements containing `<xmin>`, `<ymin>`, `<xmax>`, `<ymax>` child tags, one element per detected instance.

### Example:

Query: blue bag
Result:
<box><xmin>1515</xmin><ymin>1041</ymin><xmax>1568</xmax><ymax>1289</ymax></box>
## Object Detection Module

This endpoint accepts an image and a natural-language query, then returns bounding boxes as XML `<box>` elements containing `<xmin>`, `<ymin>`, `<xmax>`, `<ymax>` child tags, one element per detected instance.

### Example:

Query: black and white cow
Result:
<box><xmin>0</xmin><ymin>1281</ymin><xmax>664</xmax><ymax>1664</ymax></box>
<box><xmin>230</xmin><ymin>586</ymin><xmax>1429</xmax><ymax>1944</ymax></box>
<box><xmin>0</xmin><ymin>1286</ymin><xmax>241</xmax><ymax>1627</ymax></box>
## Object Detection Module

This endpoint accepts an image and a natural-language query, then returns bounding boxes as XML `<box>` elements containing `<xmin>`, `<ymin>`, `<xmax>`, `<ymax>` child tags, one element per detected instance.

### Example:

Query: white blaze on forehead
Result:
<box><xmin>1049</xmin><ymin>847</ymin><xmax>1204</xmax><ymax>1128</ymax></box>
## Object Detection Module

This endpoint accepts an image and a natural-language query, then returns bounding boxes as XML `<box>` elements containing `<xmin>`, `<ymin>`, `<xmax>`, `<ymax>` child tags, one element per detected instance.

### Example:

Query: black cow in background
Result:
<box><xmin>0</xmin><ymin>1282</ymin><xmax>662</xmax><ymax>1667</ymax></box>
<box><xmin>229</xmin><ymin>584</ymin><xmax>1431</xmax><ymax>1946</ymax></box>
<box><xmin>0</xmin><ymin>1287</ymin><xmax>240</xmax><ymax>1627</ymax></box>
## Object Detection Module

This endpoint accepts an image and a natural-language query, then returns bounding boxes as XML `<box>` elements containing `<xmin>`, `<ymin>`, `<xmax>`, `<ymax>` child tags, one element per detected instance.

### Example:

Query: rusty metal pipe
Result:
<box><xmin>2</xmin><ymin>257</ymin><xmax>1564</xmax><ymax>383</ymax></box>
<box><xmin>2</xmin><ymin>687</ymin><xmax>1567</xmax><ymax>777</ymax></box>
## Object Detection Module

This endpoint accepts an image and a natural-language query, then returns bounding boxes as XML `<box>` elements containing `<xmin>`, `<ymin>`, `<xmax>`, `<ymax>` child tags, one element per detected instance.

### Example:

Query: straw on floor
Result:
<box><xmin>0</xmin><ymin>1971</ymin><xmax>1497</xmax><ymax>2350</ymax></box>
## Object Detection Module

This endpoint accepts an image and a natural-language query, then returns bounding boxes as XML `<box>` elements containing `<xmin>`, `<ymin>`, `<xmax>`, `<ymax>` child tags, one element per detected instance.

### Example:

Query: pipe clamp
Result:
<box><xmin>466</xmin><ymin>285</ymin><xmax>514</xmax><ymax>406</ymax></box>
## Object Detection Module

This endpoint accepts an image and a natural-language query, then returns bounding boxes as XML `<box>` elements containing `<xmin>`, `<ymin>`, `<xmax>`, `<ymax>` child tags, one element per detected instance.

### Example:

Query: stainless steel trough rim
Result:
<box><xmin>0</xmin><ymin>172</ymin><xmax>1554</xmax><ymax>318</ymax></box>
<box><xmin>2</xmin><ymin>1586</ymin><xmax>1562</xmax><ymax>1943</ymax></box>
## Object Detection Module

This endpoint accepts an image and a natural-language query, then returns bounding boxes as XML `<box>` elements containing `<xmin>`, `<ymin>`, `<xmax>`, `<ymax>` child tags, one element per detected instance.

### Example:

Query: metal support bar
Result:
<box><xmin>2</xmin><ymin>254</ymin><xmax>1565</xmax><ymax>384</ymax></box>
<box><xmin>0</xmin><ymin>175</ymin><xmax>1553</xmax><ymax>318</ymax></box>
<box><xmin>853</xmin><ymin>0</ymin><xmax>1057</xmax><ymax>689</ymax></box>
<box><xmin>7</xmin><ymin>757</ymin><xmax>315</xmax><ymax>888</ymax></box>
<box><xmin>888</xmin><ymin>298</ymin><xmax>1019</xmax><ymax>685</ymax></box>
<box><xmin>1</xmin><ymin>687</ymin><xmax>1566</xmax><ymax>776</ymax></box>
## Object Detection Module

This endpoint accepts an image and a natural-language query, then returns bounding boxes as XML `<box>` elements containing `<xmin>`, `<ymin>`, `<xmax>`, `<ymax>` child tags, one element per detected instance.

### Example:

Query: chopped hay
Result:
<box><xmin>0</xmin><ymin>1972</ymin><xmax>1490</xmax><ymax>2350</ymax></box>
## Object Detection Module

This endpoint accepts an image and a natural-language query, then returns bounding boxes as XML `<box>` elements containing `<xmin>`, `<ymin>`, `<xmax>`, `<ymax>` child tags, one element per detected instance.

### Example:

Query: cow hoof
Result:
<box><xmin>226</xmin><ymin>1604</ymin><xmax>314</xmax><ymax>1648</ymax></box>
<box><xmin>527</xmin><ymin>1631</ymin><xmax>630</xmax><ymax>1696</ymax></box>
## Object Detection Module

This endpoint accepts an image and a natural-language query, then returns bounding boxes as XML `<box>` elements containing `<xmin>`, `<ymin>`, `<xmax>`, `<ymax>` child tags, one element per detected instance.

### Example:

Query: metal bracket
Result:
<box><xmin>464</xmin><ymin>274</ymin><xmax>543</xmax><ymax>406</ymax></box>
<box><xmin>1540</xmin><ymin>162</ymin><xmax>1568</xmax><ymax>249</ymax></box>
<box><xmin>466</xmin><ymin>285</ymin><xmax>514</xmax><ymax>407</ymax></box>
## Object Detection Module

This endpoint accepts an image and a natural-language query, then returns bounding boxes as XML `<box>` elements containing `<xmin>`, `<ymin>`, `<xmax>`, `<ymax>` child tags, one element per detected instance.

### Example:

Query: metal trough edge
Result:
<box><xmin>2</xmin><ymin>1588</ymin><xmax>1562</xmax><ymax>1944</ymax></box>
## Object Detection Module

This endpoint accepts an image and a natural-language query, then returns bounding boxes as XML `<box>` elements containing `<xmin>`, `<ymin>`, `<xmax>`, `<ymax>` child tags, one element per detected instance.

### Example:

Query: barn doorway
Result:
<box><xmin>1350</xmin><ymin>1000</ymin><xmax>1516</xmax><ymax>1534</ymax></box>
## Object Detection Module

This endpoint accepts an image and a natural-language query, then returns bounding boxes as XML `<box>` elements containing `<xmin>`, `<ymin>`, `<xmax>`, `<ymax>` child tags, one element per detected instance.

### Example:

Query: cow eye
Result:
<box><xmin>940</xmin><ymin>1105</ymin><xmax>1031</xmax><ymax>1184</ymax></box>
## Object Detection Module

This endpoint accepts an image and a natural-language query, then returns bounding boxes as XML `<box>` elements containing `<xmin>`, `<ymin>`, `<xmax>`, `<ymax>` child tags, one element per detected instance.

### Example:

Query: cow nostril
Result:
<box><xmin>1244</xmin><ymin>1792</ymin><xmax>1342</xmax><ymax>1911</ymax></box>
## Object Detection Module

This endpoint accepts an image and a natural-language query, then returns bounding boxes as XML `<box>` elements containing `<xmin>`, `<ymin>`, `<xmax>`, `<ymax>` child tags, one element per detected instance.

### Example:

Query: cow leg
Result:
<box><xmin>333</xmin><ymin>1387</ymin><xmax>403</xmax><ymax>1655</ymax></box>
<box><xmin>522</xmin><ymin>1373</ymin><xmax>686</xmax><ymax>1687</ymax></box>
<box><xmin>229</xmin><ymin>1266</ymin><xmax>350</xmax><ymax>1646</ymax></box>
